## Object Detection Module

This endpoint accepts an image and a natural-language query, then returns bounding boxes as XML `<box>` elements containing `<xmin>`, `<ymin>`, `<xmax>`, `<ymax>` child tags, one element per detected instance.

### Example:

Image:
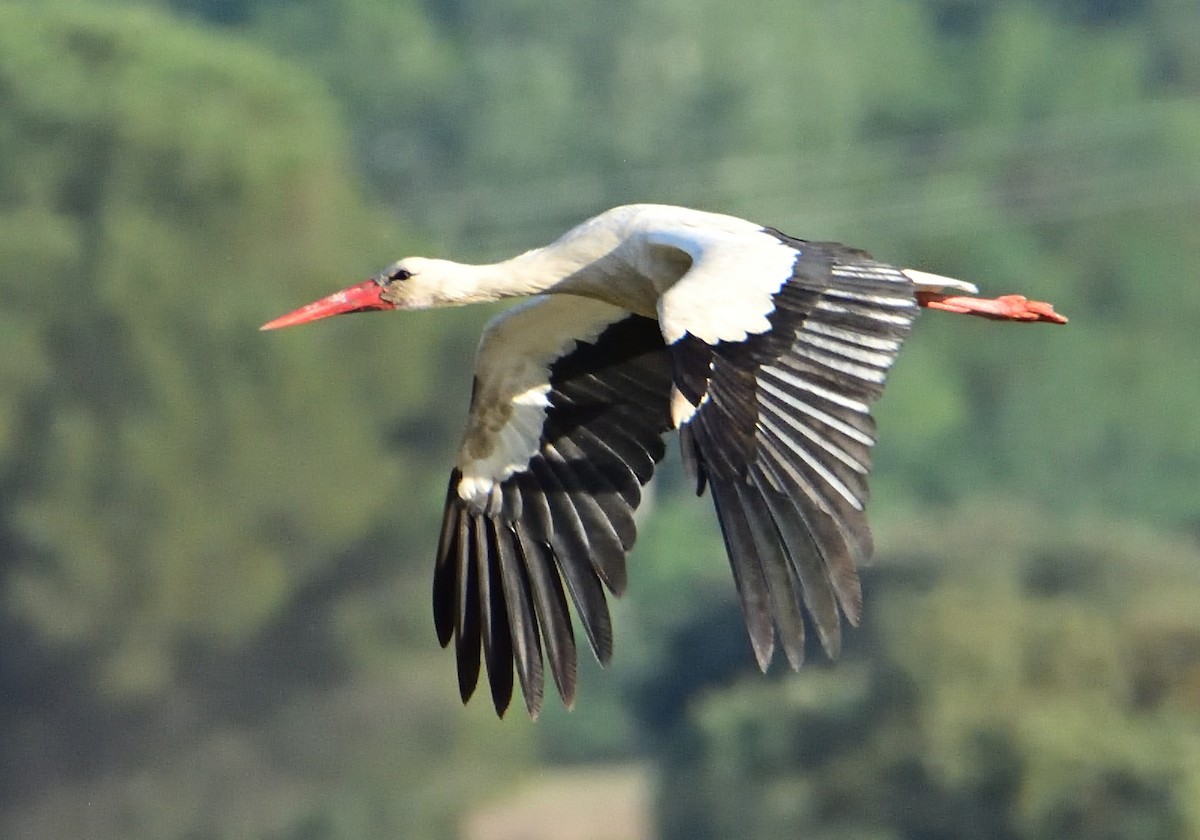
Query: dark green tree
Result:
<box><xmin>649</xmin><ymin>505</ymin><xmax>1200</xmax><ymax>840</ymax></box>
<box><xmin>0</xmin><ymin>5</ymin><xmax>532</xmax><ymax>838</ymax></box>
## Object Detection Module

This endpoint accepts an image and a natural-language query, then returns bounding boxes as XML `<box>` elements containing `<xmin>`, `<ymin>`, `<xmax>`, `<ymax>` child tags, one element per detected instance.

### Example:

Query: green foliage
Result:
<box><xmin>3</xmin><ymin>0</ymin><xmax>1200</xmax><ymax>837</ymax></box>
<box><xmin>0</xmin><ymin>5</ymin><xmax>538</xmax><ymax>837</ymax></box>
<box><xmin>654</xmin><ymin>506</ymin><xmax>1200</xmax><ymax>839</ymax></box>
<box><xmin>0</xmin><ymin>0</ymin><xmax>398</xmax><ymax>696</ymax></box>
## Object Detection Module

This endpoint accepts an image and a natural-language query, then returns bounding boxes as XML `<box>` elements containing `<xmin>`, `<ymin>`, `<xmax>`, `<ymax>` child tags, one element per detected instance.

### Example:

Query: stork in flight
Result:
<box><xmin>262</xmin><ymin>204</ymin><xmax>1066</xmax><ymax>718</ymax></box>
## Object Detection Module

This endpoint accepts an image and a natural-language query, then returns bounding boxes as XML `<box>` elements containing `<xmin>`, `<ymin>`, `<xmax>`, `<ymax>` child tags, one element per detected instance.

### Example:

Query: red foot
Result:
<box><xmin>916</xmin><ymin>293</ymin><xmax>1067</xmax><ymax>324</ymax></box>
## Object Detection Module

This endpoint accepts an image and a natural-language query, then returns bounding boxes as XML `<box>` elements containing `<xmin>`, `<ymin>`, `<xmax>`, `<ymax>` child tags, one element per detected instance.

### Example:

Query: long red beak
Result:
<box><xmin>260</xmin><ymin>279</ymin><xmax>396</xmax><ymax>331</ymax></box>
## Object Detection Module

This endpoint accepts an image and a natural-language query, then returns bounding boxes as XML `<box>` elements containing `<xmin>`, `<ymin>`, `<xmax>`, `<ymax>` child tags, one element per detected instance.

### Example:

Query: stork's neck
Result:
<box><xmin>439</xmin><ymin>238</ymin><xmax>643</xmax><ymax>309</ymax></box>
<box><xmin>413</xmin><ymin>213</ymin><xmax>665</xmax><ymax>314</ymax></box>
<box><xmin>482</xmin><ymin>246</ymin><xmax>587</xmax><ymax>297</ymax></box>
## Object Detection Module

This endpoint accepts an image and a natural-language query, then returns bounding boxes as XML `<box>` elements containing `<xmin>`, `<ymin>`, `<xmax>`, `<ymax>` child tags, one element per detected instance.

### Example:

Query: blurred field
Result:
<box><xmin>463</xmin><ymin>765</ymin><xmax>652</xmax><ymax>840</ymax></box>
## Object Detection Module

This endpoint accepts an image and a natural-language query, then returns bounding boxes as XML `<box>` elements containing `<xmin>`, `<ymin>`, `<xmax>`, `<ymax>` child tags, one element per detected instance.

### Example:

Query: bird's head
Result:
<box><xmin>260</xmin><ymin>257</ymin><xmax>471</xmax><ymax>331</ymax></box>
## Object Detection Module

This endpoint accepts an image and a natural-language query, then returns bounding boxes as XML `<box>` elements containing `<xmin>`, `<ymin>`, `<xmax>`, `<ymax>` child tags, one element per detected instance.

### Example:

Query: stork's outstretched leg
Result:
<box><xmin>916</xmin><ymin>292</ymin><xmax>1068</xmax><ymax>324</ymax></box>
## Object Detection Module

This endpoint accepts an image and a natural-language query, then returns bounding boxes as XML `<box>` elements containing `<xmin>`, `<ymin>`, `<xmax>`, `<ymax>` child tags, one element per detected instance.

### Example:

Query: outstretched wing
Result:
<box><xmin>434</xmin><ymin>296</ymin><xmax>674</xmax><ymax>717</ymax></box>
<box><xmin>661</xmin><ymin>230</ymin><xmax>920</xmax><ymax>671</ymax></box>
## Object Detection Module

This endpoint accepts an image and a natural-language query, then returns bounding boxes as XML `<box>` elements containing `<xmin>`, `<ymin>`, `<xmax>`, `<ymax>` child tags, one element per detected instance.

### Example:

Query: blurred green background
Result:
<box><xmin>2</xmin><ymin>0</ymin><xmax>1199</xmax><ymax>837</ymax></box>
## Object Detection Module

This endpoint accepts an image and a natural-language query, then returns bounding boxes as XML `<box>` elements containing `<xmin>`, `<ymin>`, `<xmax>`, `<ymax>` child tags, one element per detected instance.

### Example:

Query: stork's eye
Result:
<box><xmin>373</xmin><ymin>266</ymin><xmax>413</xmax><ymax>286</ymax></box>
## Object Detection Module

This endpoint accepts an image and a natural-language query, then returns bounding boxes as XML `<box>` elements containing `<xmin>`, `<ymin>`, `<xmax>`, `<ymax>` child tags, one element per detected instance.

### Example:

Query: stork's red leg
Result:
<box><xmin>916</xmin><ymin>292</ymin><xmax>1067</xmax><ymax>324</ymax></box>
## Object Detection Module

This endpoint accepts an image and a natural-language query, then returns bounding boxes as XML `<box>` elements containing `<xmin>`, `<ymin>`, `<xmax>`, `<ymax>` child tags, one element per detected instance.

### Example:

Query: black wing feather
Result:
<box><xmin>673</xmin><ymin>235</ymin><xmax>918</xmax><ymax>668</ymax></box>
<box><xmin>492</xmin><ymin>521</ymin><xmax>544</xmax><ymax>717</ymax></box>
<box><xmin>544</xmin><ymin>427</ymin><xmax>638</xmax><ymax>550</ymax></box>
<box><xmin>454</xmin><ymin>513</ymin><xmax>481</xmax><ymax>702</ymax></box>
<box><xmin>522</xmin><ymin>532</ymin><xmax>578</xmax><ymax>707</ymax></box>
<box><xmin>735</xmin><ymin>479</ymin><xmax>809</xmax><ymax>670</ymax></box>
<box><xmin>707</xmin><ymin>478</ymin><xmax>776</xmax><ymax>669</ymax></box>
<box><xmin>477</xmin><ymin>520</ymin><xmax>514</xmax><ymax>714</ymax></box>
<box><xmin>436</xmin><ymin>312</ymin><xmax>673</xmax><ymax>717</ymax></box>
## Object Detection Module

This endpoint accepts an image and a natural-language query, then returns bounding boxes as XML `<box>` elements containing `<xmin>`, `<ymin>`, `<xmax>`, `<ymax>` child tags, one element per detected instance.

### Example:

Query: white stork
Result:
<box><xmin>262</xmin><ymin>204</ymin><xmax>1066</xmax><ymax>717</ymax></box>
